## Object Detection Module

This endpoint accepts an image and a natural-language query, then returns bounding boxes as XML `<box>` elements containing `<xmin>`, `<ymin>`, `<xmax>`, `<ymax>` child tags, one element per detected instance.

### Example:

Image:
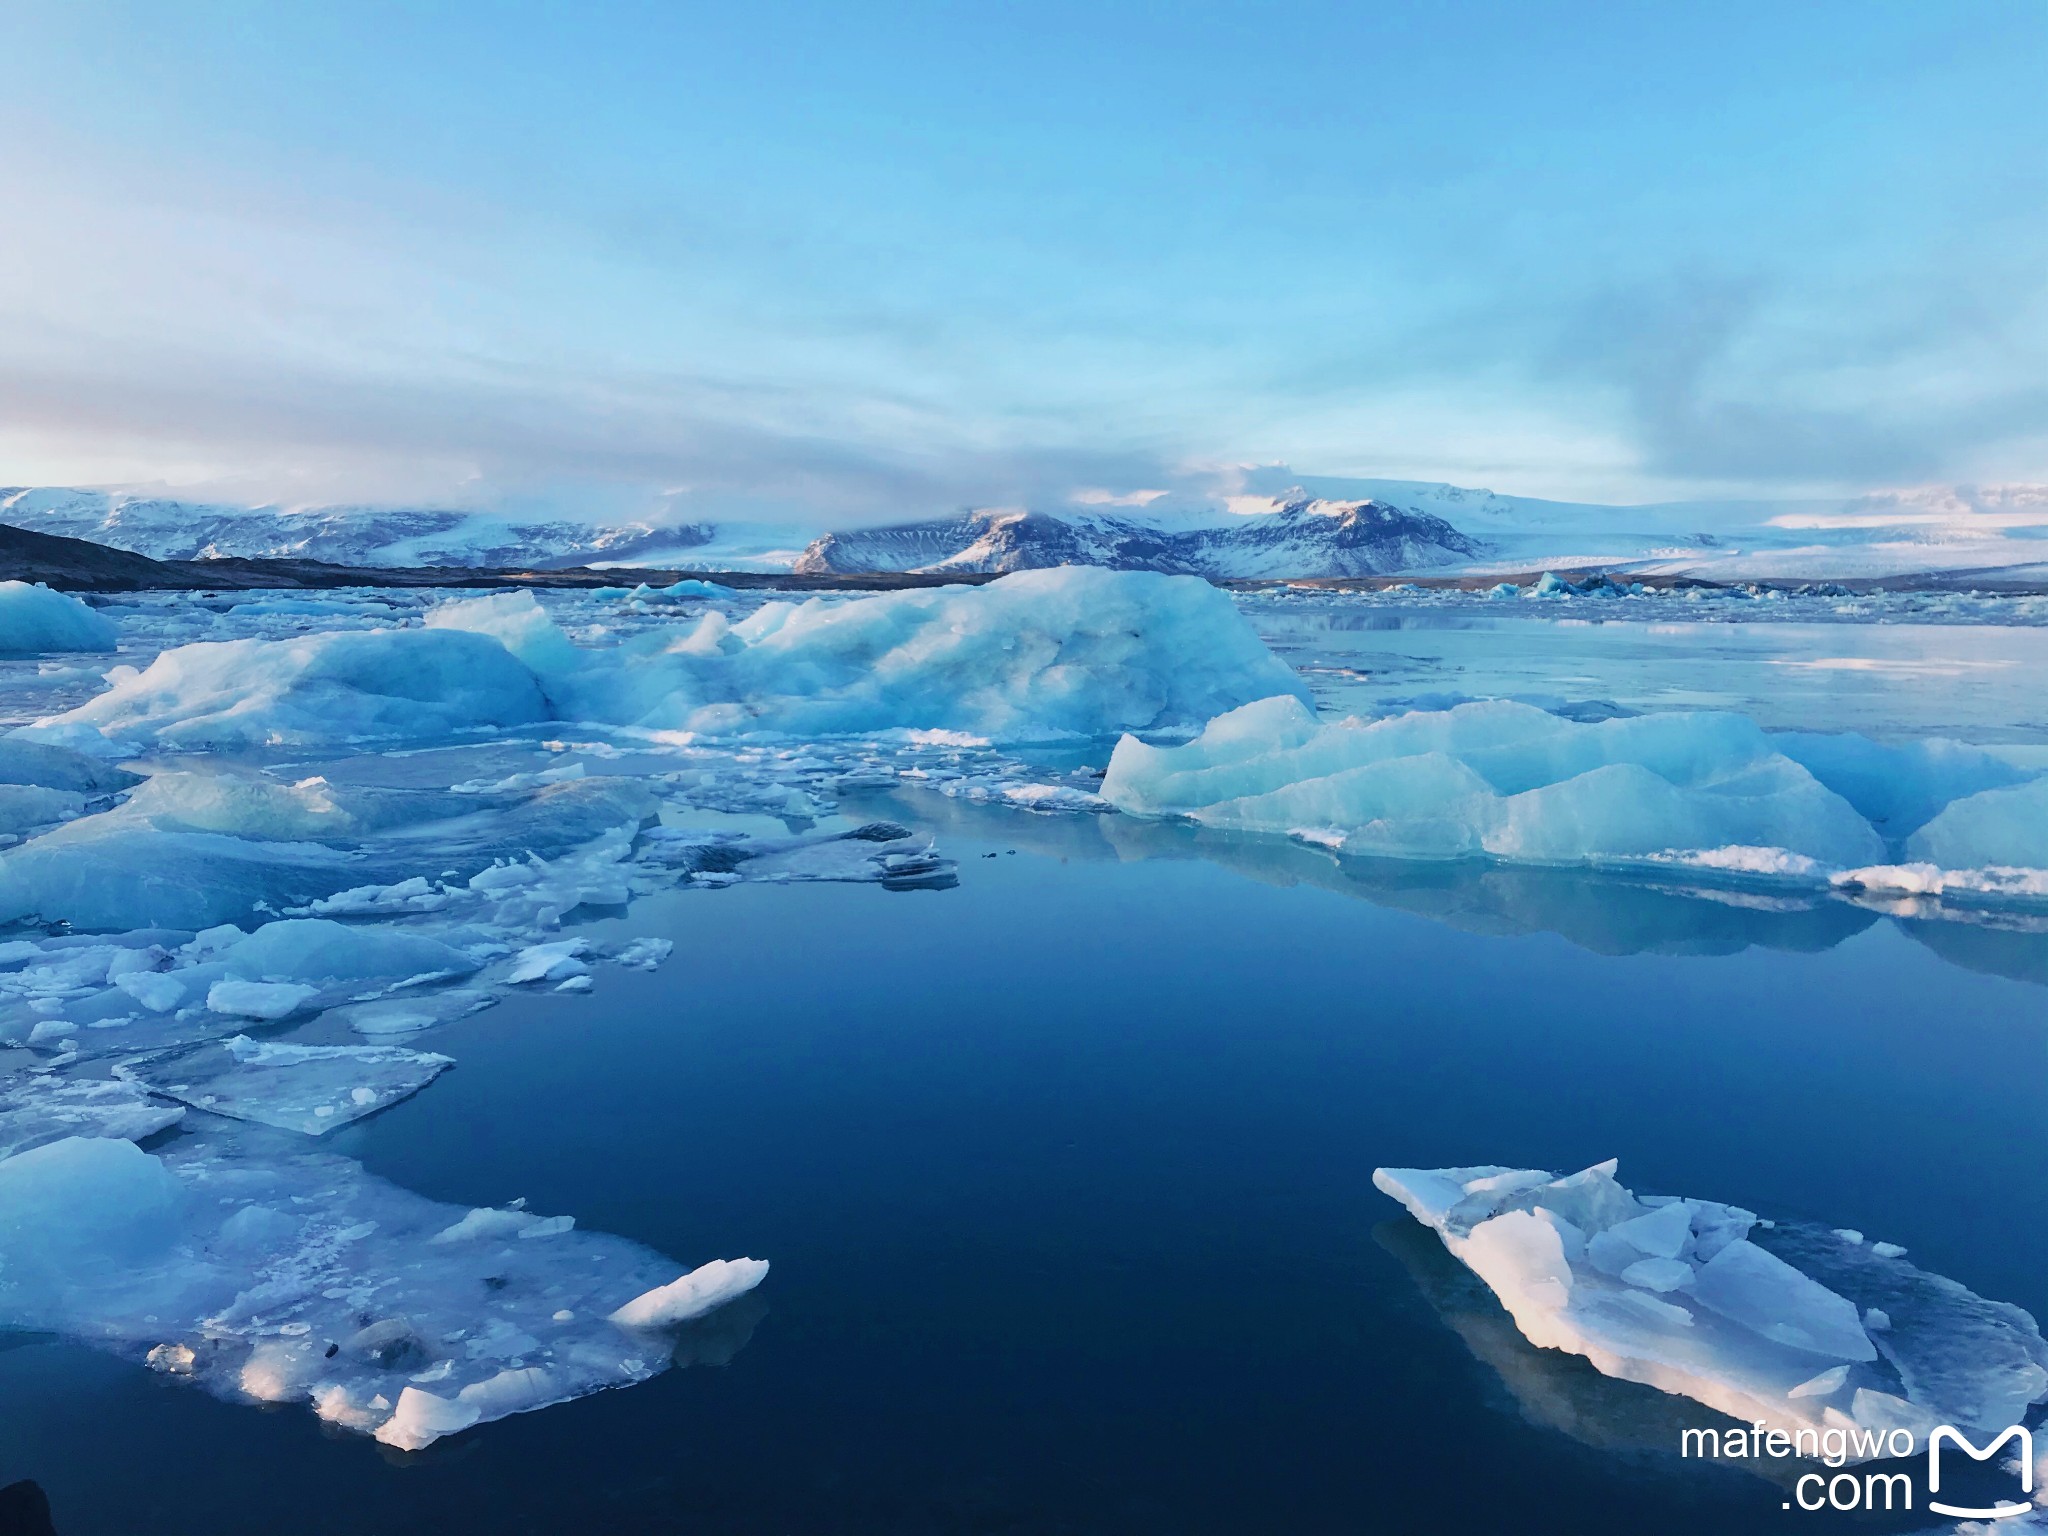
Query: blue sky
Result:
<box><xmin>2</xmin><ymin>1</ymin><xmax>2045</xmax><ymax>520</ymax></box>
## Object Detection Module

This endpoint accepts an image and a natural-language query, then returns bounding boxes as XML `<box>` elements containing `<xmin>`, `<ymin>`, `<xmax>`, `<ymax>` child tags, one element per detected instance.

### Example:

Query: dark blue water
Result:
<box><xmin>3</xmin><ymin>795</ymin><xmax>2045</xmax><ymax>1534</ymax></box>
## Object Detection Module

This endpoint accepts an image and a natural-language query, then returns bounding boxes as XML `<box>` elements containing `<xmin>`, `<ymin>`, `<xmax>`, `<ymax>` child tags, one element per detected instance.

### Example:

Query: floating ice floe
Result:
<box><xmin>0</xmin><ymin>582</ymin><xmax>118</xmax><ymax>653</ymax></box>
<box><xmin>1376</xmin><ymin>1160</ymin><xmax>2048</xmax><ymax>1453</ymax></box>
<box><xmin>0</xmin><ymin>1131</ymin><xmax>768</xmax><ymax>1451</ymax></box>
<box><xmin>1101</xmin><ymin>695</ymin><xmax>2048</xmax><ymax>903</ymax></box>
<box><xmin>0</xmin><ymin>1073</ymin><xmax>183</xmax><ymax>1160</ymax></box>
<box><xmin>117</xmin><ymin>1036</ymin><xmax>454</xmax><ymax>1135</ymax></box>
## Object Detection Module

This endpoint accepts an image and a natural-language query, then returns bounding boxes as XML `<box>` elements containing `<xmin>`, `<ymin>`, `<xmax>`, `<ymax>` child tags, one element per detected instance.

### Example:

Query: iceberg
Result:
<box><xmin>1103</xmin><ymin>697</ymin><xmax>1887</xmax><ymax>872</ymax></box>
<box><xmin>31</xmin><ymin>570</ymin><xmax>1307</xmax><ymax>751</ymax></box>
<box><xmin>0</xmin><ymin>582</ymin><xmax>118</xmax><ymax>653</ymax></box>
<box><xmin>1376</xmin><ymin>1160</ymin><xmax>2048</xmax><ymax>1450</ymax></box>
<box><xmin>30</xmin><ymin>626</ymin><xmax>550</xmax><ymax>752</ymax></box>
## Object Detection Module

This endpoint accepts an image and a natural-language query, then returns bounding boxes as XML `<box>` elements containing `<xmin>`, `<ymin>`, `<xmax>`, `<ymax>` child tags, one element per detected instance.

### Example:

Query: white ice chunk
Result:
<box><xmin>610</xmin><ymin>1258</ymin><xmax>771</xmax><ymax>1330</ymax></box>
<box><xmin>205</xmin><ymin>980</ymin><xmax>318</xmax><ymax>1020</ymax></box>
<box><xmin>375</xmin><ymin>1387</ymin><xmax>482</xmax><ymax>1452</ymax></box>
<box><xmin>1621</xmin><ymin>1258</ymin><xmax>1695</xmax><ymax>1293</ymax></box>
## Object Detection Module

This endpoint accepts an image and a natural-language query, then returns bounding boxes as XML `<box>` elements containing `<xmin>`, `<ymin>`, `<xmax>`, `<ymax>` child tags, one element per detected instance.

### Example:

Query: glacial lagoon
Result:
<box><xmin>1</xmin><ymin>578</ymin><xmax>2045</xmax><ymax>1533</ymax></box>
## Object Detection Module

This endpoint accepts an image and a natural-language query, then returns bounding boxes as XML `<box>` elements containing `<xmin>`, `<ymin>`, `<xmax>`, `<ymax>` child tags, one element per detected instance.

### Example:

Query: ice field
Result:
<box><xmin>3</xmin><ymin>570</ymin><xmax>2048</xmax><ymax>1532</ymax></box>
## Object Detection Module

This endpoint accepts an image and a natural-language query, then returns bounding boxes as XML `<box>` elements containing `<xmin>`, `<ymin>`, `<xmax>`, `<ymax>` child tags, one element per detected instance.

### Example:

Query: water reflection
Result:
<box><xmin>1373</xmin><ymin>1221</ymin><xmax>1950</xmax><ymax>1526</ymax></box>
<box><xmin>881</xmin><ymin>789</ymin><xmax>2048</xmax><ymax>987</ymax></box>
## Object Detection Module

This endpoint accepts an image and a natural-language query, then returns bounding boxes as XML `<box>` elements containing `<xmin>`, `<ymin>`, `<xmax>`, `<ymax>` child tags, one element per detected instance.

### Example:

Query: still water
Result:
<box><xmin>2</xmin><ymin>791</ymin><xmax>2042</xmax><ymax>1534</ymax></box>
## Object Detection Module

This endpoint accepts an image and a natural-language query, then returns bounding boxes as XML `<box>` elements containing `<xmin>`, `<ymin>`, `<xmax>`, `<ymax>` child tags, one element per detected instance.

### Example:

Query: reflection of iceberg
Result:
<box><xmin>0</xmin><ymin>1130</ymin><xmax>767</xmax><ymax>1452</ymax></box>
<box><xmin>1375</xmin><ymin>1216</ymin><xmax>1773</xmax><ymax>1471</ymax></box>
<box><xmin>1377</xmin><ymin>1161</ymin><xmax>2048</xmax><ymax>1453</ymax></box>
<box><xmin>878</xmin><ymin>785</ymin><xmax>1884</xmax><ymax>960</ymax></box>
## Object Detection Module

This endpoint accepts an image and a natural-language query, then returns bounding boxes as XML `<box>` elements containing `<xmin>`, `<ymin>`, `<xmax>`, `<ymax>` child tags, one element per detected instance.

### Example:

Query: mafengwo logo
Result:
<box><xmin>1681</xmin><ymin>1421</ymin><xmax>2038</xmax><ymax>1517</ymax></box>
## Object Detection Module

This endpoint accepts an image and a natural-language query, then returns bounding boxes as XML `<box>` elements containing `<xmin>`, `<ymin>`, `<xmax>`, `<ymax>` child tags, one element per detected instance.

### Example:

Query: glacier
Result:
<box><xmin>1377</xmin><ymin>1160</ymin><xmax>2048</xmax><ymax>1453</ymax></box>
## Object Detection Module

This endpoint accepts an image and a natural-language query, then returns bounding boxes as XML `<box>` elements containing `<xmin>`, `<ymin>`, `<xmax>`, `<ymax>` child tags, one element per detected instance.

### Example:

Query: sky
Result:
<box><xmin>2</xmin><ymin>0</ymin><xmax>2046</xmax><ymax>523</ymax></box>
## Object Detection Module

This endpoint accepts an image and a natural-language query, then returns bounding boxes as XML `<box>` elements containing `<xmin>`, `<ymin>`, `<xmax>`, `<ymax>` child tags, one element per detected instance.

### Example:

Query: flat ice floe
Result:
<box><xmin>0</xmin><ymin>1131</ymin><xmax>767</xmax><ymax>1451</ymax></box>
<box><xmin>1102</xmin><ymin>694</ymin><xmax>2048</xmax><ymax>903</ymax></box>
<box><xmin>1376</xmin><ymin>1161</ymin><xmax>2048</xmax><ymax>1453</ymax></box>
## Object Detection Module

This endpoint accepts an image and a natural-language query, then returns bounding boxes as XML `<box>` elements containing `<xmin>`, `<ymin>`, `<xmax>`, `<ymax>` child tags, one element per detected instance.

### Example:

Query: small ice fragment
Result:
<box><xmin>1620</xmin><ymin>1257</ymin><xmax>1694</xmax><ymax>1293</ymax></box>
<box><xmin>1789</xmin><ymin>1365</ymin><xmax>1851</xmax><ymax>1400</ymax></box>
<box><xmin>205</xmin><ymin>980</ymin><xmax>318</xmax><ymax>1020</ymax></box>
<box><xmin>1833</xmin><ymin>1229</ymin><xmax>1864</xmax><ymax>1245</ymax></box>
<box><xmin>552</xmin><ymin>1310</ymin><xmax>574</xmax><ymax>1322</ymax></box>
<box><xmin>1870</xmin><ymin>1241</ymin><xmax>1906</xmax><ymax>1259</ymax></box>
<box><xmin>516</xmin><ymin>1215</ymin><xmax>575</xmax><ymax>1239</ymax></box>
<box><xmin>610</xmin><ymin>1258</ymin><xmax>770</xmax><ymax>1330</ymax></box>
<box><xmin>115</xmin><ymin>971</ymin><xmax>185</xmax><ymax>1013</ymax></box>
<box><xmin>146</xmin><ymin>1342</ymin><xmax>196</xmax><ymax>1375</ymax></box>
<box><xmin>1863</xmin><ymin>1308</ymin><xmax>1891</xmax><ymax>1332</ymax></box>
<box><xmin>430</xmin><ymin>1207</ymin><xmax>538</xmax><ymax>1244</ymax></box>
<box><xmin>554</xmin><ymin>975</ymin><xmax>593</xmax><ymax>994</ymax></box>
<box><xmin>1607</xmin><ymin>1201</ymin><xmax>1694</xmax><ymax>1260</ymax></box>
<box><xmin>508</xmin><ymin>941</ymin><xmax>589</xmax><ymax>985</ymax></box>
<box><xmin>374</xmin><ymin>1386</ymin><xmax>483</xmax><ymax>1452</ymax></box>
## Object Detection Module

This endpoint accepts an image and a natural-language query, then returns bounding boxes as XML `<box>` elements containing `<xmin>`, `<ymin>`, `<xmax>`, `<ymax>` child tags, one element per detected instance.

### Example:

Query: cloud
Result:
<box><xmin>1537</xmin><ymin>270</ymin><xmax>2048</xmax><ymax>492</ymax></box>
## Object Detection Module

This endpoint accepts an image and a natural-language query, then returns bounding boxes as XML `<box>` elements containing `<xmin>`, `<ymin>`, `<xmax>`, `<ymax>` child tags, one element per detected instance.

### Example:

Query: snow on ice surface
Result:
<box><xmin>1375</xmin><ymin>1161</ymin><xmax>2048</xmax><ymax>1450</ymax></box>
<box><xmin>0</xmin><ymin>1132</ymin><xmax>767</xmax><ymax>1450</ymax></box>
<box><xmin>0</xmin><ymin>582</ymin><xmax>117</xmax><ymax>654</ymax></box>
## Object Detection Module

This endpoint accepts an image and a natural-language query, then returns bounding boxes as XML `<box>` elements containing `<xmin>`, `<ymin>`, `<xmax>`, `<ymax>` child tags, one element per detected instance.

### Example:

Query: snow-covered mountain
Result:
<box><xmin>8</xmin><ymin>475</ymin><xmax>2048</xmax><ymax>582</ymax></box>
<box><xmin>1234</xmin><ymin>475</ymin><xmax>2048</xmax><ymax>581</ymax></box>
<box><xmin>794</xmin><ymin>500</ymin><xmax>1483</xmax><ymax>577</ymax></box>
<box><xmin>0</xmin><ymin>488</ymin><xmax>711</xmax><ymax>570</ymax></box>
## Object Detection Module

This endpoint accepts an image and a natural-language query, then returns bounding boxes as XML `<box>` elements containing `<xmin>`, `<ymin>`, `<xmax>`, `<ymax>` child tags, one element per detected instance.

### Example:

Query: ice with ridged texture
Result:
<box><xmin>31</xmin><ymin>570</ymin><xmax>1306</xmax><ymax>750</ymax></box>
<box><xmin>1104</xmin><ymin>697</ymin><xmax>1887</xmax><ymax>871</ymax></box>
<box><xmin>1376</xmin><ymin>1160</ymin><xmax>2048</xmax><ymax>1451</ymax></box>
<box><xmin>118</xmin><ymin>1036</ymin><xmax>453</xmax><ymax>1135</ymax></box>
<box><xmin>0</xmin><ymin>582</ymin><xmax>118</xmax><ymax>653</ymax></box>
<box><xmin>1908</xmin><ymin>776</ymin><xmax>2048</xmax><ymax>873</ymax></box>
<box><xmin>0</xmin><ymin>1133</ymin><xmax>768</xmax><ymax>1451</ymax></box>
